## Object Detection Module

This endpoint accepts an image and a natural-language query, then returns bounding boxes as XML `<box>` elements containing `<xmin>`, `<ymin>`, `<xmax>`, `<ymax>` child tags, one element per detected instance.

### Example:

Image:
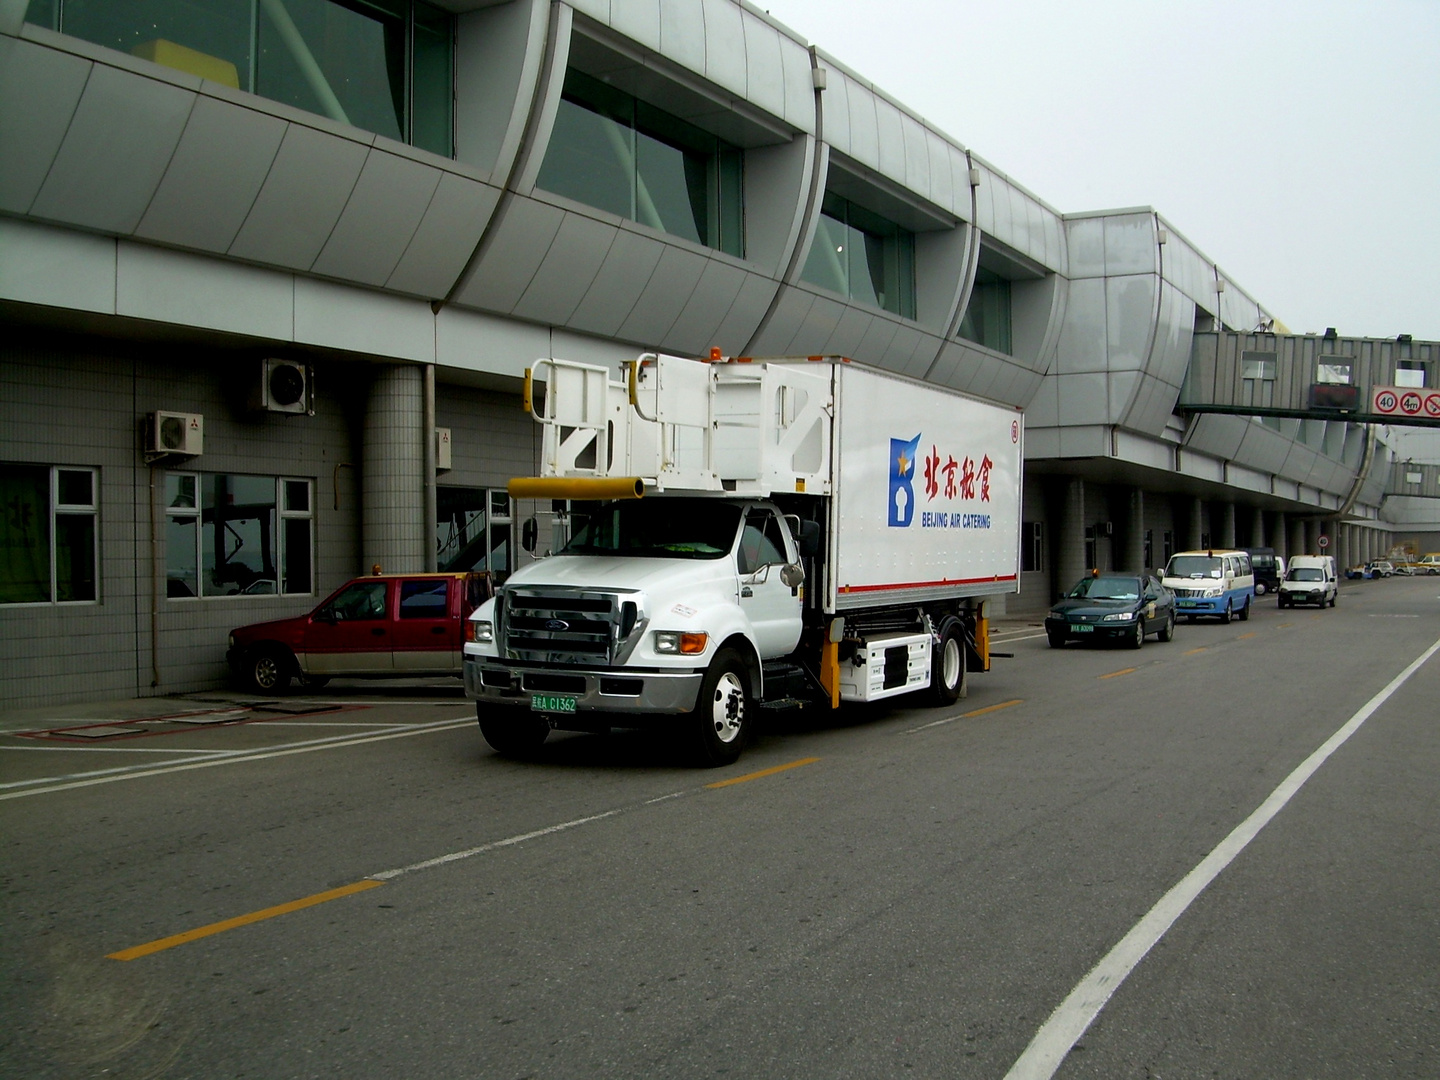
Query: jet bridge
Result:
<box><xmin>1182</xmin><ymin>331</ymin><xmax>1440</xmax><ymax>427</ymax></box>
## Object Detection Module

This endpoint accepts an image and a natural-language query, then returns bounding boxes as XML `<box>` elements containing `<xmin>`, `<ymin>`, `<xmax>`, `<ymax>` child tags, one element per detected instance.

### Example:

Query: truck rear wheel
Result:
<box><xmin>478</xmin><ymin>705</ymin><xmax>550</xmax><ymax>757</ymax></box>
<box><xmin>692</xmin><ymin>649</ymin><xmax>751</xmax><ymax>767</ymax></box>
<box><xmin>929</xmin><ymin>621</ymin><xmax>968</xmax><ymax>704</ymax></box>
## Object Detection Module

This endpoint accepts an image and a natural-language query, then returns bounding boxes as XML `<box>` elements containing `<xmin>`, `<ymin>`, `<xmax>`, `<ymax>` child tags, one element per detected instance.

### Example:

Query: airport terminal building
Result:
<box><xmin>2</xmin><ymin>0</ymin><xmax>1435</xmax><ymax>707</ymax></box>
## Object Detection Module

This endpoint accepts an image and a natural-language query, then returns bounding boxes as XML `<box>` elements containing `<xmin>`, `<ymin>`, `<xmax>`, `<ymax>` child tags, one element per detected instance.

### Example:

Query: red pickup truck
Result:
<box><xmin>227</xmin><ymin>572</ymin><xmax>493</xmax><ymax>692</ymax></box>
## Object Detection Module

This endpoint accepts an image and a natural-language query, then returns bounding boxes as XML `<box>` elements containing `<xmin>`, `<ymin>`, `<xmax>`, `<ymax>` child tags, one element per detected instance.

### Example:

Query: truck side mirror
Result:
<box><xmin>780</xmin><ymin>563</ymin><xmax>805</xmax><ymax>589</ymax></box>
<box><xmin>797</xmin><ymin>519</ymin><xmax>820</xmax><ymax>558</ymax></box>
<box><xmin>521</xmin><ymin>517</ymin><xmax>538</xmax><ymax>554</ymax></box>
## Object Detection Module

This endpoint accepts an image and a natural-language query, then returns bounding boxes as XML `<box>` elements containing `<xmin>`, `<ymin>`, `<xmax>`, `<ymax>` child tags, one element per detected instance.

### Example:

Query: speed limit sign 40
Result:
<box><xmin>1318</xmin><ymin>535</ymin><xmax>1329</xmax><ymax>549</ymax></box>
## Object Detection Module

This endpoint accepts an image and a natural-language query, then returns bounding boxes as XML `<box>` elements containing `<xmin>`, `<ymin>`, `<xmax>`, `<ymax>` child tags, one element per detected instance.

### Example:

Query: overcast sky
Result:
<box><xmin>762</xmin><ymin>0</ymin><xmax>1440</xmax><ymax>342</ymax></box>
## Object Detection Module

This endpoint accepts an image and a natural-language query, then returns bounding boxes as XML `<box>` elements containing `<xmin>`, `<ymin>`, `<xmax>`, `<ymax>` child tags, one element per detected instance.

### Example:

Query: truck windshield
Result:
<box><xmin>1166</xmin><ymin>555</ymin><xmax>1223</xmax><ymax>579</ymax></box>
<box><xmin>559</xmin><ymin>499</ymin><xmax>742</xmax><ymax>560</ymax></box>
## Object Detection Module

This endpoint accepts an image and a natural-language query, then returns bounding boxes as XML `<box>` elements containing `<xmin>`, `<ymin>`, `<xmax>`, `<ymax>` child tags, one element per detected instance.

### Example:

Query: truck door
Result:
<box><xmin>392</xmin><ymin>578</ymin><xmax>459</xmax><ymax>672</ymax></box>
<box><xmin>736</xmin><ymin>508</ymin><xmax>803</xmax><ymax>658</ymax></box>
<box><xmin>301</xmin><ymin>579</ymin><xmax>394</xmax><ymax>675</ymax></box>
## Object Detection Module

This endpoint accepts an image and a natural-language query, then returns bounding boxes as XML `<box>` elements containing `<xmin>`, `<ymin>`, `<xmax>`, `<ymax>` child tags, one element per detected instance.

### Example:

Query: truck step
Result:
<box><xmin>759</xmin><ymin>697</ymin><xmax>811</xmax><ymax>711</ymax></box>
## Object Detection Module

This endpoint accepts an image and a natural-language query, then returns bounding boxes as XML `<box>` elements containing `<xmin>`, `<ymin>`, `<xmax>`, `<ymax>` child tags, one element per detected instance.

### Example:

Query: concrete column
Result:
<box><xmin>1220</xmin><ymin>502</ymin><xmax>1237</xmax><ymax>549</ymax></box>
<box><xmin>1058</xmin><ymin>478</ymin><xmax>1087</xmax><ymax>599</ymax></box>
<box><xmin>1336</xmin><ymin>523</ymin><xmax>1349</xmax><ymax>571</ymax></box>
<box><xmin>362</xmin><ymin>364</ymin><xmax>426</xmax><ymax>574</ymax></box>
<box><xmin>1188</xmin><ymin>496</ymin><xmax>1204</xmax><ymax>550</ymax></box>
<box><xmin>1126</xmin><ymin>487</ymin><xmax>1145</xmax><ymax>572</ymax></box>
<box><xmin>1274</xmin><ymin>512</ymin><xmax>1288</xmax><ymax>562</ymax></box>
<box><xmin>1249</xmin><ymin>507</ymin><xmax>1267</xmax><ymax>549</ymax></box>
<box><xmin>1290</xmin><ymin>518</ymin><xmax>1307</xmax><ymax>558</ymax></box>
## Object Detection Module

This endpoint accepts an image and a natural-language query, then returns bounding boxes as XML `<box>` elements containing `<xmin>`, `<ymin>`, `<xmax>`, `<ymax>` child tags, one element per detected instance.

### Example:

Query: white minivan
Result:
<box><xmin>1278</xmin><ymin>554</ymin><xmax>1337</xmax><ymax>609</ymax></box>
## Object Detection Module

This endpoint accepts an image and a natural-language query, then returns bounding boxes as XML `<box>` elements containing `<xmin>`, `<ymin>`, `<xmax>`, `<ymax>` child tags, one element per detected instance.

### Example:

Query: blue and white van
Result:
<box><xmin>1162</xmin><ymin>549</ymin><xmax>1255</xmax><ymax>623</ymax></box>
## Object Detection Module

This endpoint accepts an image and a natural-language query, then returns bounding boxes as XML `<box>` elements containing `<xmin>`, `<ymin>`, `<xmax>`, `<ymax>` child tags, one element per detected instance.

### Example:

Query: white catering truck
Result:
<box><xmin>464</xmin><ymin>352</ymin><xmax>1023</xmax><ymax>764</ymax></box>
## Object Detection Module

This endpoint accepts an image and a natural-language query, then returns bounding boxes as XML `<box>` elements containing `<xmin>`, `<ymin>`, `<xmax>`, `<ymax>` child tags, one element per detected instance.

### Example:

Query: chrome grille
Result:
<box><xmin>500</xmin><ymin>587</ymin><xmax>644</xmax><ymax>665</ymax></box>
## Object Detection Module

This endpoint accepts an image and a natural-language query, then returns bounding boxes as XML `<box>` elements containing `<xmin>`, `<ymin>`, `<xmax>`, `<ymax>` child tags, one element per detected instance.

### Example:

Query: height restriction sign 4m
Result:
<box><xmin>1371</xmin><ymin>385</ymin><xmax>1440</xmax><ymax>419</ymax></box>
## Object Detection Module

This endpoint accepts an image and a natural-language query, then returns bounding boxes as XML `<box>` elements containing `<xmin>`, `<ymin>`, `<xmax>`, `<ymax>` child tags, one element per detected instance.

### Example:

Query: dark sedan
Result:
<box><xmin>1045</xmin><ymin>572</ymin><xmax>1176</xmax><ymax>649</ymax></box>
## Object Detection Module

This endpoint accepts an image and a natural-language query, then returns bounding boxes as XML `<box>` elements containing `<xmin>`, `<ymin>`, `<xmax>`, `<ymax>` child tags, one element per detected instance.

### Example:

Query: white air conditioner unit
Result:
<box><xmin>252</xmin><ymin>358</ymin><xmax>312</xmax><ymax>414</ymax></box>
<box><xmin>150</xmin><ymin>411</ymin><xmax>203</xmax><ymax>455</ymax></box>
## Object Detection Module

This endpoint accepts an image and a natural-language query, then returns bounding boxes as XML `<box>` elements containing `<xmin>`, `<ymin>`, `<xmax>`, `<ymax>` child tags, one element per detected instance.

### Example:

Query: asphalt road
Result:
<box><xmin>2</xmin><ymin>576</ymin><xmax>1437</xmax><ymax>1079</ymax></box>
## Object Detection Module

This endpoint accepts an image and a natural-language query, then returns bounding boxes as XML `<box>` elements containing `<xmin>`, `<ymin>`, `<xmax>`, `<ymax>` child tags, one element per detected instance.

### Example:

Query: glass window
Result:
<box><xmin>437</xmin><ymin>487</ymin><xmax>512</xmax><ymax>580</ymax></box>
<box><xmin>1395</xmin><ymin>361</ymin><xmax>1427</xmax><ymax>388</ymax></box>
<box><xmin>1022</xmin><ymin>520</ymin><xmax>1044</xmax><ymax>573</ymax></box>
<box><xmin>801</xmin><ymin>192</ymin><xmax>916</xmax><ymax>318</ymax></box>
<box><xmin>1316</xmin><ymin>361</ymin><xmax>1352</xmax><ymax>385</ymax></box>
<box><xmin>957</xmin><ymin>266</ymin><xmax>1012</xmax><ymax>355</ymax></box>
<box><xmin>537</xmin><ymin>70</ymin><xmax>744</xmax><ymax>257</ymax></box>
<box><xmin>0</xmin><ymin>464</ymin><xmax>98</xmax><ymax>605</ymax></box>
<box><xmin>325</xmin><ymin>580</ymin><xmax>388</xmax><ymax>620</ymax></box>
<box><xmin>399</xmin><ymin>578</ymin><xmax>449</xmax><ymax>618</ymax></box>
<box><xmin>27</xmin><ymin>0</ymin><xmax>453</xmax><ymax>157</ymax></box>
<box><xmin>166</xmin><ymin>473</ymin><xmax>312</xmax><ymax>598</ymax></box>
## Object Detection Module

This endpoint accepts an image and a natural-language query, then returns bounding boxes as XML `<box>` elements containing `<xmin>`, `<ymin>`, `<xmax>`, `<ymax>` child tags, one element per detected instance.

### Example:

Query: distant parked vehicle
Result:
<box><xmin>1367</xmin><ymin>560</ymin><xmax>1395</xmax><ymax>578</ymax></box>
<box><xmin>1417</xmin><ymin>553</ymin><xmax>1440</xmax><ymax>575</ymax></box>
<box><xmin>1244</xmin><ymin>547</ymin><xmax>1281</xmax><ymax>595</ymax></box>
<box><xmin>1278</xmin><ymin>555</ymin><xmax>1337</xmax><ymax>609</ymax></box>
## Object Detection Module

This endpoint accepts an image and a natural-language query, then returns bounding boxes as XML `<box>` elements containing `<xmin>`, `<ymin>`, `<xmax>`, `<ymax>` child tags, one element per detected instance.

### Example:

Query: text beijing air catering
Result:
<box><xmin>464</xmin><ymin>352</ymin><xmax>1024</xmax><ymax>765</ymax></box>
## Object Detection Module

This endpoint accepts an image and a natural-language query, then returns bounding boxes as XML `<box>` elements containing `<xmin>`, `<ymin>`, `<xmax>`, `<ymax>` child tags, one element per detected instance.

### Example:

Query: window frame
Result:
<box><xmin>0</xmin><ymin>464</ymin><xmax>99</xmax><ymax>607</ymax></box>
<box><xmin>165</xmin><ymin>471</ymin><xmax>314</xmax><ymax>600</ymax></box>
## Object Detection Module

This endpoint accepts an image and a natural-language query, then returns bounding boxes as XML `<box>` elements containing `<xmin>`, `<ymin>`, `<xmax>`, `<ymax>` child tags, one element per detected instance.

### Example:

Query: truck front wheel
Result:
<box><xmin>478</xmin><ymin>705</ymin><xmax>550</xmax><ymax>757</ymax></box>
<box><xmin>692</xmin><ymin>650</ymin><xmax>751</xmax><ymax>767</ymax></box>
<box><xmin>929</xmin><ymin>621</ymin><xmax>968</xmax><ymax>705</ymax></box>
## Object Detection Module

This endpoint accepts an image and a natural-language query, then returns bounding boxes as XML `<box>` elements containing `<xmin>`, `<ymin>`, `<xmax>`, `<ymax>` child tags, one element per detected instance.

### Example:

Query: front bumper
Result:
<box><xmin>464</xmin><ymin>657</ymin><xmax>704</xmax><ymax>715</ymax></box>
<box><xmin>1174</xmin><ymin>597</ymin><xmax>1227</xmax><ymax>614</ymax></box>
<box><xmin>1045</xmin><ymin>616</ymin><xmax>1137</xmax><ymax>639</ymax></box>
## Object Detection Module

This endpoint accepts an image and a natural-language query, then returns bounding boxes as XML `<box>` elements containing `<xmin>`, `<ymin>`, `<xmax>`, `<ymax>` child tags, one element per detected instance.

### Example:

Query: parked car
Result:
<box><xmin>1278</xmin><ymin>555</ymin><xmax>1337</xmax><ymax>608</ymax></box>
<box><xmin>1367</xmin><ymin>560</ymin><xmax>1395</xmax><ymax>578</ymax></box>
<box><xmin>1418</xmin><ymin>553</ymin><xmax>1440</xmax><ymax>575</ymax></box>
<box><xmin>1345</xmin><ymin>563</ymin><xmax>1367</xmax><ymax>580</ymax></box>
<box><xmin>1244</xmin><ymin>547</ymin><xmax>1281</xmax><ymax>595</ymax></box>
<box><xmin>1393</xmin><ymin>561</ymin><xmax>1416</xmax><ymax>576</ymax></box>
<box><xmin>1045</xmin><ymin>572</ymin><xmax>1176</xmax><ymax>649</ymax></box>
<box><xmin>228</xmin><ymin>571</ymin><xmax>494</xmax><ymax>692</ymax></box>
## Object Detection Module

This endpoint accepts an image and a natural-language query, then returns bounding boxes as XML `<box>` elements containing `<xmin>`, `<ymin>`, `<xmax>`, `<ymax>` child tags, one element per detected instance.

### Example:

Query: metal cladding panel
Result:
<box><xmin>512</xmin><ymin>212</ymin><xmax>620</xmax><ymax>326</ymax></box>
<box><xmin>879</xmin><ymin>324</ymin><xmax>937</xmax><ymax>380</ymax></box>
<box><xmin>450</xmin><ymin>196</ymin><xmax>565</xmax><ymax>312</ymax></box>
<box><xmin>618</xmin><ymin>244</ymin><xmax>709</xmax><ymax>345</ymax></box>
<box><xmin>821</xmin><ymin>304</ymin><xmax>875</xmax><ymax>358</ymax></box>
<box><xmin>901</xmin><ymin>114</ymin><xmax>930</xmax><ymax>202</ymax></box>
<box><xmin>567</xmin><ymin>228</ymin><xmax>668</xmax><ymax>337</ymax></box>
<box><xmin>1106</xmin><ymin>368</ymin><xmax>1141</xmax><ymax>423</ymax></box>
<box><xmin>830</xmin><ymin>364</ymin><xmax>1022</xmax><ymax>611</ymax></box>
<box><xmin>294</xmin><ymin>277</ymin><xmax>434</xmax><ymax>362</ymax></box>
<box><xmin>135</xmin><ymin>94</ymin><xmax>287</xmax><ymax>252</ymax></box>
<box><xmin>853</xmin><ymin>314</ymin><xmax>901</xmax><ymax>365</ymax></box>
<box><xmin>1161</xmin><ymin>227</ymin><xmax>1216</xmax><ymax>309</ymax></box>
<box><xmin>1232</xmin><ymin>417</ymin><xmax>1289</xmax><ymax>474</ymax></box>
<box><xmin>700</xmin><ymin>0</ymin><xmax>747</xmax><ymax>100</ymax></box>
<box><xmin>0</xmin><ymin>36</ymin><xmax>91</xmax><ymax>215</ymax></box>
<box><xmin>711</xmin><ymin>272</ymin><xmax>780</xmax><ymax>354</ymax></box>
<box><xmin>971</xmin><ymin>165</ymin><xmax>1001</xmax><ymax>237</ymax></box>
<box><xmin>1022</xmin><ymin>370</ymin><xmax>1059</xmax><ymax>425</ymax></box>
<box><xmin>30</xmin><ymin>63</ymin><xmax>194</xmax><ymax>234</ymax></box>
<box><xmin>228</xmin><ymin>124</ymin><xmax>370</xmax><ymax>271</ymax></box>
<box><xmin>1278</xmin><ymin>440</ymin><xmax>1319</xmax><ymax>484</ymax></box>
<box><xmin>116</xmin><ymin>242</ymin><xmax>294</xmax><ymax>340</ymax></box>
<box><xmin>874</xmin><ymin>96</ymin><xmax>906</xmax><ymax>189</ymax></box>
<box><xmin>1147</xmin><ymin>281</ymin><xmax>1194</xmax><ymax>390</ymax></box>
<box><xmin>1106</xmin><ymin>274</ymin><xmax>1157</xmax><ymax>372</ymax></box>
<box><xmin>1056</xmin><ymin>276</ymin><xmax>1107</xmax><ymax>374</ymax></box>
<box><xmin>386</xmin><ymin>173</ymin><xmax>501</xmax><ymax>298</ymax></box>
<box><xmin>820</xmin><ymin>65</ymin><xmax>851</xmax><ymax>157</ymax></box>
<box><xmin>1186</xmin><ymin>411</ymin><xmax>1245</xmax><ymax>461</ymax></box>
<box><xmin>840</xmin><ymin>75</ymin><xmax>879</xmax><ymax>166</ymax></box>
<box><xmin>747</xmin><ymin>285</ymin><xmax>816</xmax><ymax>355</ymax></box>
<box><xmin>778</xmin><ymin>31</ymin><xmax>815</xmax><ymax>132</ymax></box>
<box><xmin>312</xmin><ymin>149</ymin><xmax>441</xmax><ymax>286</ymax></box>
<box><xmin>1219</xmin><ymin>285</ymin><xmax>1263</xmax><ymax>333</ymax></box>
<box><xmin>1104</xmin><ymin>214</ymin><xmax>1158</xmax><ymax>276</ymax></box>
<box><xmin>607</xmin><ymin>0</ymin><xmax>662</xmax><ymax>50</ymax></box>
<box><xmin>795</xmin><ymin>292</ymin><xmax>852</xmax><ymax>353</ymax></box>
<box><xmin>664</xmin><ymin>259</ymin><xmax>749</xmax><ymax>354</ymax></box>
<box><xmin>741</xmin><ymin>16</ymin><xmax>786</xmax><ymax>123</ymax></box>
<box><xmin>659</xmin><ymin>0</ymin><xmax>706</xmax><ymax>74</ymax></box>
<box><xmin>0</xmin><ymin>218</ymin><xmax>116</xmax><ymax>314</ymax></box>
<box><xmin>925</xmin><ymin>130</ymin><xmax>958</xmax><ymax>220</ymax></box>
<box><xmin>1053</xmin><ymin>372</ymin><xmax>1110</xmax><ymax>426</ymax></box>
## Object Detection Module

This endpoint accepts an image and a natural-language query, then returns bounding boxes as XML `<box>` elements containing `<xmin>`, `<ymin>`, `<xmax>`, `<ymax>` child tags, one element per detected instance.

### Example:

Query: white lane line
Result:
<box><xmin>0</xmin><ymin>716</ymin><xmax>475</xmax><ymax>800</ymax></box>
<box><xmin>0</xmin><ymin>746</ymin><xmax>249</xmax><ymax>755</ymax></box>
<box><xmin>1003</xmin><ymin>632</ymin><xmax>1440</xmax><ymax>1080</ymax></box>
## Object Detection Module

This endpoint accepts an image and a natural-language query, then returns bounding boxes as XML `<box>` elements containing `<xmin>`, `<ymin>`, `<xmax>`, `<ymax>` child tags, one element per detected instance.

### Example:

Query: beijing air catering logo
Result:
<box><xmin>888</xmin><ymin>433</ymin><xmax>994</xmax><ymax>529</ymax></box>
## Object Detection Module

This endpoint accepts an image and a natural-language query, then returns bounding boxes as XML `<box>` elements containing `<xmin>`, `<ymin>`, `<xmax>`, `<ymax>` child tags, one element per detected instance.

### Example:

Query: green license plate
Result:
<box><xmin>531</xmin><ymin>693</ymin><xmax>577</xmax><ymax>714</ymax></box>
<box><xmin>1072</xmin><ymin>623</ymin><xmax>1094</xmax><ymax>633</ymax></box>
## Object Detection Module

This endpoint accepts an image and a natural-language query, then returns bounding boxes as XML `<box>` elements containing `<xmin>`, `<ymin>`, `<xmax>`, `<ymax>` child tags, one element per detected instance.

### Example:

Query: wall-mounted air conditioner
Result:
<box><xmin>149</xmin><ymin>411</ymin><xmax>204</xmax><ymax>455</ymax></box>
<box><xmin>252</xmin><ymin>358</ymin><xmax>312</xmax><ymax>414</ymax></box>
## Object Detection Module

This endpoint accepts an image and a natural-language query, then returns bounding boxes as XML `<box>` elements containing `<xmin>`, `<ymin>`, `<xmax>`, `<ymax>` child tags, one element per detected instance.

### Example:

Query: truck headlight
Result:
<box><xmin>654</xmin><ymin>630</ymin><xmax>708</xmax><ymax>655</ymax></box>
<box><xmin>228</xmin><ymin>633</ymin><xmax>235</xmax><ymax>649</ymax></box>
<box><xmin>1102</xmin><ymin>611</ymin><xmax>1134</xmax><ymax>622</ymax></box>
<box><xmin>1203</xmin><ymin>587</ymin><xmax>1223</xmax><ymax>598</ymax></box>
<box><xmin>467</xmin><ymin>620</ymin><xmax>493</xmax><ymax>645</ymax></box>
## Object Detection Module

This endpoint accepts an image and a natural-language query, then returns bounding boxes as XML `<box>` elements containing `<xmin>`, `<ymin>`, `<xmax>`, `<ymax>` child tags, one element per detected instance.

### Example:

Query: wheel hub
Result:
<box><xmin>711</xmin><ymin>672</ymin><xmax>745</xmax><ymax>743</ymax></box>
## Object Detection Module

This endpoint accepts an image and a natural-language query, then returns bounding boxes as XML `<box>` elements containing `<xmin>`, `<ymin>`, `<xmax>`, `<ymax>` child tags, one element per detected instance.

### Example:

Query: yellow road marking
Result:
<box><xmin>706</xmin><ymin>756</ymin><xmax>820</xmax><ymax>789</ymax></box>
<box><xmin>1238</xmin><ymin>632</ymin><xmax>1256</xmax><ymax>640</ymax></box>
<box><xmin>108</xmin><ymin>879</ymin><xmax>384</xmax><ymax>961</ymax></box>
<box><xmin>1099</xmin><ymin>668</ymin><xmax>1137</xmax><ymax>679</ymax></box>
<box><xmin>963</xmin><ymin>698</ymin><xmax>1024</xmax><ymax>718</ymax></box>
<box><xmin>1183</xmin><ymin>647</ymin><xmax>1207</xmax><ymax>655</ymax></box>
<box><xmin>1276</xmin><ymin>622</ymin><xmax>1293</xmax><ymax>628</ymax></box>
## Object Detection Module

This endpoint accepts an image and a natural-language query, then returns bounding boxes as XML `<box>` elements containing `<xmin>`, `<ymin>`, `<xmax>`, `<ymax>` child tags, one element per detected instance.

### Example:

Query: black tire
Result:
<box><xmin>1237</xmin><ymin>598</ymin><xmax>1250</xmax><ymax>622</ymax></box>
<box><xmin>692</xmin><ymin>649</ymin><xmax>752</xmax><ymax>767</ymax></box>
<box><xmin>929</xmin><ymin>621</ymin><xmax>968</xmax><ymax>705</ymax></box>
<box><xmin>1277</xmin><ymin>596</ymin><xmax>1288</xmax><ymax>609</ymax></box>
<box><xmin>1128</xmin><ymin>618</ymin><xmax>1144</xmax><ymax>649</ymax></box>
<box><xmin>1157</xmin><ymin>611</ymin><xmax>1175</xmax><ymax>643</ymax></box>
<box><xmin>477</xmin><ymin>705</ymin><xmax>550</xmax><ymax>757</ymax></box>
<box><xmin>1220</xmin><ymin>600</ymin><xmax>1233</xmax><ymax>625</ymax></box>
<box><xmin>245</xmin><ymin>645</ymin><xmax>293</xmax><ymax>694</ymax></box>
<box><xmin>1329</xmin><ymin>594</ymin><xmax>1336</xmax><ymax>608</ymax></box>
<box><xmin>298</xmin><ymin>675</ymin><xmax>330</xmax><ymax>690</ymax></box>
<box><xmin>1047</xmin><ymin>630</ymin><xmax>1066</xmax><ymax>648</ymax></box>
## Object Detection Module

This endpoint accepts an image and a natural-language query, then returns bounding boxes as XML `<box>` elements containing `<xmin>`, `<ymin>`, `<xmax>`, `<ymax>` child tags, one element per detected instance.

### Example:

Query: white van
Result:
<box><xmin>1162</xmin><ymin>549</ymin><xmax>1256</xmax><ymax>623</ymax></box>
<box><xmin>1278</xmin><ymin>555</ymin><xmax>1337</xmax><ymax>609</ymax></box>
